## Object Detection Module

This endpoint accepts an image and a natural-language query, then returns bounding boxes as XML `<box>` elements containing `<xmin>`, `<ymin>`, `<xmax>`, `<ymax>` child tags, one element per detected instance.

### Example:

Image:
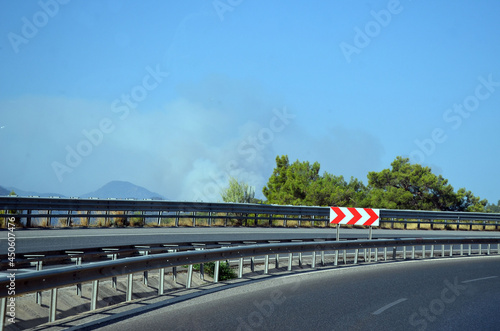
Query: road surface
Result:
<box><xmin>90</xmin><ymin>255</ymin><xmax>500</xmax><ymax>331</ymax></box>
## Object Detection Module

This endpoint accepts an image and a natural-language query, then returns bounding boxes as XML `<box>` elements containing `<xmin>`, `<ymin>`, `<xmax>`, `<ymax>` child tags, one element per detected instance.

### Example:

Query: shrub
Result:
<box><xmin>130</xmin><ymin>212</ymin><xmax>145</xmax><ymax>227</ymax></box>
<box><xmin>110</xmin><ymin>211</ymin><xmax>129</xmax><ymax>227</ymax></box>
<box><xmin>193</xmin><ymin>261</ymin><xmax>236</xmax><ymax>281</ymax></box>
<box><xmin>0</xmin><ymin>210</ymin><xmax>23</xmax><ymax>228</ymax></box>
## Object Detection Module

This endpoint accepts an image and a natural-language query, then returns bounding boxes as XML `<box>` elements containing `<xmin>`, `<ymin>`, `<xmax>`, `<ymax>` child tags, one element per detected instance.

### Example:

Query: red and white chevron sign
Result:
<box><xmin>330</xmin><ymin>207</ymin><xmax>380</xmax><ymax>226</ymax></box>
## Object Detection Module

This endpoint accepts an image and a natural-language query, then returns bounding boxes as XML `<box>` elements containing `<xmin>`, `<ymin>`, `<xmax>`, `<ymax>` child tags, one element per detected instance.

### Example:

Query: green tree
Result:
<box><xmin>306</xmin><ymin>173</ymin><xmax>368</xmax><ymax>207</ymax></box>
<box><xmin>486</xmin><ymin>200</ymin><xmax>500</xmax><ymax>213</ymax></box>
<box><xmin>263</xmin><ymin>155</ymin><xmax>367</xmax><ymax>207</ymax></box>
<box><xmin>367</xmin><ymin>156</ymin><xmax>486</xmax><ymax>211</ymax></box>
<box><xmin>220</xmin><ymin>176</ymin><xmax>256</xmax><ymax>203</ymax></box>
<box><xmin>263</xmin><ymin>155</ymin><xmax>320</xmax><ymax>205</ymax></box>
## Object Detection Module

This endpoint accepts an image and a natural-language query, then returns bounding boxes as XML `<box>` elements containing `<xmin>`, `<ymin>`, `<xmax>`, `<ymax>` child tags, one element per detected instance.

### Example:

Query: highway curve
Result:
<box><xmin>89</xmin><ymin>255</ymin><xmax>500</xmax><ymax>331</ymax></box>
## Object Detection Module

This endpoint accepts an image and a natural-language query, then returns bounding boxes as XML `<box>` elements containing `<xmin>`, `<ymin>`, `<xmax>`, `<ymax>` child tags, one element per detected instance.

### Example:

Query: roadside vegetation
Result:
<box><xmin>262</xmin><ymin>155</ymin><xmax>487</xmax><ymax>212</ymax></box>
<box><xmin>192</xmin><ymin>261</ymin><xmax>237</xmax><ymax>281</ymax></box>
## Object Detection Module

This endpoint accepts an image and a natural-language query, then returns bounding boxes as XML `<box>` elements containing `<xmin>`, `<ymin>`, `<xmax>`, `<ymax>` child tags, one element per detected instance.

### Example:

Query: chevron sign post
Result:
<box><xmin>329</xmin><ymin>207</ymin><xmax>380</xmax><ymax>227</ymax></box>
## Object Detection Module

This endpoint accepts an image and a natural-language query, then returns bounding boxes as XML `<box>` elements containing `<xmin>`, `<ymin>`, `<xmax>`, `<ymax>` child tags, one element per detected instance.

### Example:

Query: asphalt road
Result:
<box><xmin>2</xmin><ymin>227</ymin><xmax>500</xmax><ymax>254</ymax></box>
<box><xmin>91</xmin><ymin>255</ymin><xmax>500</xmax><ymax>331</ymax></box>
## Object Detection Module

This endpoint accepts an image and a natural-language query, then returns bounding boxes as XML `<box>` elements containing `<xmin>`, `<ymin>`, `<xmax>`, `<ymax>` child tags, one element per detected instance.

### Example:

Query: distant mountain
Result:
<box><xmin>1</xmin><ymin>181</ymin><xmax>164</xmax><ymax>200</ymax></box>
<box><xmin>80</xmin><ymin>181</ymin><xmax>165</xmax><ymax>200</ymax></box>
<box><xmin>0</xmin><ymin>186</ymin><xmax>10</xmax><ymax>196</ymax></box>
<box><xmin>5</xmin><ymin>186</ymin><xmax>65</xmax><ymax>197</ymax></box>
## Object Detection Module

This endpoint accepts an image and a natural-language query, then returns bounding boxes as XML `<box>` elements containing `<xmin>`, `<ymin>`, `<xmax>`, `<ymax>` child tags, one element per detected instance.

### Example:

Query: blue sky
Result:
<box><xmin>0</xmin><ymin>0</ymin><xmax>499</xmax><ymax>203</ymax></box>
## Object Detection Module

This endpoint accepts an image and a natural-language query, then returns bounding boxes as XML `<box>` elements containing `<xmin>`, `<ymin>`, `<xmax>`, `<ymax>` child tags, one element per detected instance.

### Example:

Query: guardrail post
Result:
<box><xmin>156</xmin><ymin>211</ymin><xmax>162</xmax><ymax>226</ymax></box>
<box><xmin>431</xmin><ymin>245</ymin><xmax>434</xmax><ymax>258</ymax></box>
<box><xmin>103</xmin><ymin>249</ymin><xmax>119</xmax><ymax>289</ymax></box>
<box><xmin>143</xmin><ymin>254</ymin><xmax>149</xmax><ymax>285</ymax></box>
<box><xmin>343</xmin><ymin>250</ymin><xmax>347</xmax><ymax>264</ymax></box>
<box><xmin>334</xmin><ymin>249</ymin><xmax>338</xmax><ymax>266</ymax></box>
<box><xmin>374</xmin><ymin>248</ymin><xmax>378</xmax><ymax>262</ymax></box>
<box><xmin>321</xmin><ymin>251</ymin><xmax>325</xmax><ymax>266</ymax></box>
<box><xmin>186</xmin><ymin>265</ymin><xmax>193</xmax><ymax>288</ymax></box>
<box><xmin>487</xmin><ymin>244</ymin><xmax>491</xmax><ymax>255</ymax></box>
<box><xmin>192</xmin><ymin>211</ymin><xmax>196</xmax><ymax>227</ymax></box>
<box><xmin>84</xmin><ymin>210</ymin><xmax>91</xmax><ymax>226</ymax></box>
<box><xmin>91</xmin><ymin>280</ymin><xmax>99</xmax><ymax>310</ymax></box>
<box><xmin>468</xmin><ymin>244</ymin><xmax>472</xmax><ymax>256</ymax></box>
<box><xmin>214</xmin><ymin>261</ymin><xmax>220</xmax><ymax>283</ymax></box>
<box><xmin>367</xmin><ymin>226</ymin><xmax>372</xmax><ymax>262</ymax></box>
<box><xmin>26</xmin><ymin>209</ymin><xmax>32</xmax><ymax>227</ymax></box>
<box><xmin>460</xmin><ymin>244</ymin><xmax>464</xmax><ymax>256</ymax></box>
<box><xmin>275</xmin><ymin>254</ymin><xmax>279</xmax><ymax>269</ymax></box>
<box><xmin>238</xmin><ymin>258</ymin><xmax>244</xmax><ymax>279</ymax></box>
<box><xmin>175</xmin><ymin>211</ymin><xmax>180</xmax><ymax>227</ymax></box>
<box><xmin>49</xmin><ymin>288</ymin><xmax>57</xmax><ymax>323</ymax></box>
<box><xmin>25</xmin><ymin>255</ymin><xmax>45</xmax><ymax>303</ymax></box>
<box><xmin>403</xmin><ymin>246</ymin><xmax>406</xmax><ymax>260</ymax></box>
<box><xmin>392</xmin><ymin>247</ymin><xmax>397</xmax><ymax>260</ymax></box>
<box><xmin>264</xmin><ymin>255</ymin><xmax>269</xmax><ymax>274</ymax></box>
<box><xmin>449</xmin><ymin>245</ymin><xmax>453</xmax><ymax>257</ymax></box>
<box><xmin>47</xmin><ymin>209</ymin><xmax>52</xmax><ymax>227</ymax></box>
<box><xmin>35</xmin><ymin>260</ymin><xmax>43</xmax><ymax>304</ymax></box>
<box><xmin>75</xmin><ymin>255</ymin><xmax>83</xmax><ymax>296</ymax></box>
<box><xmin>311</xmin><ymin>251</ymin><xmax>316</xmax><ymax>268</ymax></box>
<box><xmin>412</xmin><ymin>246</ymin><xmax>415</xmax><ymax>259</ymax></box>
<box><xmin>158</xmin><ymin>268</ymin><xmax>165</xmax><ymax>295</ymax></box>
<box><xmin>126</xmin><ymin>274</ymin><xmax>133</xmax><ymax>301</ymax></box>
<box><xmin>422</xmin><ymin>245</ymin><xmax>425</xmax><ymax>259</ymax></box>
<box><xmin>354</xmin><ymin>249</ymin><xmax>358</xmax><ymax>264</ymax></box>
<box><xmin>243</xmin><ymin>241</ymin><xmax>257</xmax><ymax>272</ymax></box>
<box><xmin>384</xmin><ymin>247</ymin><xmax>387</xmax><ymax>261</ymax></box>
<box><xmin>165</xmin><ymin>245</ymin><xmax>179</xmax><ymax>281</ymax></box>
<box><xmin>193</xmin><ymin>245</ymin><xmax>206</xmax><ymax>280</ymax></box>
<box><xmin>479</xmin><ymin>244</ymin><xmax>482</xmax><ymax>255</ymax></box>
<box><xmin>291</xmin><ymin>240</ymin><xmax>303</xmax><ymax>267</ymax></box>
<box><xmin>288</xmin><ymin>253</ymin><xmax>293</xmax><ymax>271</ymax></box>
<box><xmin>441</xmin><ymin>245</ymin><xmax>445</xmax><ymax>257</ymax></box>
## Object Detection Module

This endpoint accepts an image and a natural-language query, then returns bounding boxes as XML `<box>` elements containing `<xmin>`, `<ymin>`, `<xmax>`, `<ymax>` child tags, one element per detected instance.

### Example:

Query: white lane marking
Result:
<box><xmin>462</xmin><ymin>276</ymin><xmax>498</xmax><ymax>284</ymax></box>
<box><xmin>372</xmin><ymin>298</ymin><xmax>408</xmax><ymax>315</ymax></box>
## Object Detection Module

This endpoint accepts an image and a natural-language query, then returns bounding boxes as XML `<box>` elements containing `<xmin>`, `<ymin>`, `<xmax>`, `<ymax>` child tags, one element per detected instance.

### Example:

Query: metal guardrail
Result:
<box><xmin>0</xmin><ymin>237</ymin><xmax>339</xmax><ymax>270</ymax></box>
<box><xmin>1</xmin><ymin>237</ymin><xmax>499</xmax><ymax>329</ymax></box>
<box><xmin>1</xmin><ymin>196</ymin><xmax>500</xmax><ymax>228</ymax></box>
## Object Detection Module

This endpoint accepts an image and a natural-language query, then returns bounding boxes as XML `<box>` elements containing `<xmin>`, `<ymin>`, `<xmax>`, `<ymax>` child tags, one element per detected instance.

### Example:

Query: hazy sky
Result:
<box><xmin>1</xmin><ymin>0</ymin><xmax>499</xmax><ymax>203</ymax></box>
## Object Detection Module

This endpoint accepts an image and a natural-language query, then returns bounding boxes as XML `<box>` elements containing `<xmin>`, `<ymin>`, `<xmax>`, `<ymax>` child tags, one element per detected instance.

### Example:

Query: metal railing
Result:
<box><xmin>1</xmin><ymin>237</ymin><xmax>499</xmax><ymax>329</ymax></box>
<box><xmin>0</xmin><ymin>237</ymin><xmax>339</xmax><ymax>270</ymax></box>
<box><xmin>1</xmin><ymin>196</ymin><xmax>500</xmax><ymax>228</ymax></box>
